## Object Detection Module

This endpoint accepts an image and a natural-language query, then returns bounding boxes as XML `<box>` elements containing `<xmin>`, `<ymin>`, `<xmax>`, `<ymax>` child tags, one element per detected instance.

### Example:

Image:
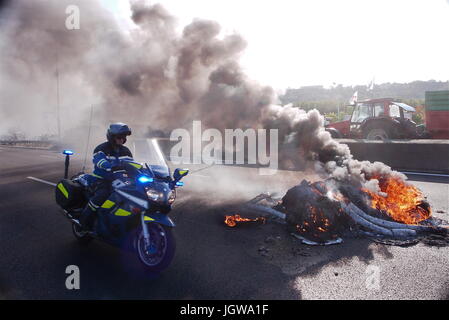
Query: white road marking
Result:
<box><xmin>27</xmin><ymin>176</ymin><xmax>57</xmax><ymax>186</ymax></box>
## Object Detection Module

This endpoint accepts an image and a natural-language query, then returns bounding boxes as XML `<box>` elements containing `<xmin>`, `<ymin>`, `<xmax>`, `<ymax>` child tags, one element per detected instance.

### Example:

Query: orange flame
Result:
<box><xmin>364</xmin><ymin>177</ymin><xmax>431</xmax><ymax>225</ymax></box>
<box><xmin>224</xmin><ymin>214</ymin><xmax>266</xmax><ymax>227</ymax></box>
<box><xmin>296</xmin><ymin>205</ymin><xmax>333</xmax><ymax>238</ymax></box>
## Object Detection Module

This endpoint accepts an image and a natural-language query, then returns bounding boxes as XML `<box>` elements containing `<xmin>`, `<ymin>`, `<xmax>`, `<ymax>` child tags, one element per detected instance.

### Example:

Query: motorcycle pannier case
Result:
<box><xmin>55</xmin><ymin>179</ymin><xmax>85</xmax><ymax>209</ymax></box>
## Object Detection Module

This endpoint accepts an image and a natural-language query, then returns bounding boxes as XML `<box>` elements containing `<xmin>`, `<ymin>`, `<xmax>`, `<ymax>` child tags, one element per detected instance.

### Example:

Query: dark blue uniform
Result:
<box><xmin>87</xmin><ymin>141</ymin><xmax>134</xmax><ymax>211</ymax></box>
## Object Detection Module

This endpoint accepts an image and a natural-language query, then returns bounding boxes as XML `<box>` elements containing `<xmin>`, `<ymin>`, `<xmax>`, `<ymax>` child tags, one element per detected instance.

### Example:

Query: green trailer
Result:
<box><xmin>425</xmin><ymin>90</ymin><xmax>449</xmax><ymax>139</ymax></box>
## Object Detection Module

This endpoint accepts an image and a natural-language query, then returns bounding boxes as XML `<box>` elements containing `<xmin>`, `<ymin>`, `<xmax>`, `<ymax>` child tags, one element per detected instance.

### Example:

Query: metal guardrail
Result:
<box><xmin>0</xmin><ymin>140</ymin><xmax>55</xmax><ymax>148</ymax></box>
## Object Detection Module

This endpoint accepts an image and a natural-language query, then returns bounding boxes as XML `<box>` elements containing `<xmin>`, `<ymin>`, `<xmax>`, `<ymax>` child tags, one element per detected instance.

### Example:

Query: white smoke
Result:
<box><xmin>0</xmin><ymin>0</ymin><xmax>408</xmax><ymax>191</ymax></box>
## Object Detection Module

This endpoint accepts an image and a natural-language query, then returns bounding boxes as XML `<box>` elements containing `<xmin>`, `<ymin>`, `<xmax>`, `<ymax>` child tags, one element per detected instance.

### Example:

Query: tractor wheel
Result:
<box><xmin>326</xmin><ymin>128</ymin><xmax>342</xmax><ymax>139</ymax></box>
<box><xmin>366</xmin><ymin>128</ymin><xmax>390</xmax><ymax>140</ymax></box>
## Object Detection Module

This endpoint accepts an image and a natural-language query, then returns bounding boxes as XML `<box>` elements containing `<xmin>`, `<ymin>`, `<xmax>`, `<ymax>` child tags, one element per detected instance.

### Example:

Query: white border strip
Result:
<box><xmin>401</xmin><ymin>171</ymin><xmax>449</xmax><ymax>178</ymax></box>
<box><xmin>27</xmin><ymin>176</ymin><xmax>57</xmax><ymax>186</ymax></box>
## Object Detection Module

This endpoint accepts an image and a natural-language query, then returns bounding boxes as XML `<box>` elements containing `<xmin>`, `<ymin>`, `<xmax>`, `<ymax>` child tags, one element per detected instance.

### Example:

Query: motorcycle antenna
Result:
<box><xmin>82</xmin><ymin>104</ymin><xmax>94</xmax><ymax>173</ymax></box>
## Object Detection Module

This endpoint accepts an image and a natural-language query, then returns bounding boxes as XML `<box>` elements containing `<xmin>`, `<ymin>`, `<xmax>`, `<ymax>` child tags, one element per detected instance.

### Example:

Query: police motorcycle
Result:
<box><xmin>55</xmin><ymin>144</ymin><xmax>188</xmax><ymax>273</ymax></box>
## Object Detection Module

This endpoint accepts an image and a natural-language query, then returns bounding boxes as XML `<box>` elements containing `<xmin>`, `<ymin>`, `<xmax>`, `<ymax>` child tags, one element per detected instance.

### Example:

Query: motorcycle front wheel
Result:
<box><xmin>134</xmin><ymin>223</ymin><xmax>176</xmax><ymax>273</ymax></box>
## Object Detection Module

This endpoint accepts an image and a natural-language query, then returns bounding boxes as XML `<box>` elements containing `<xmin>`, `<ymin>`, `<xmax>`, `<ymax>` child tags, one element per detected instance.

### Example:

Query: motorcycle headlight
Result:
<box><xmin>146</xmin><ymin>188</ymin><xmax>161</xmax><ymax>202</ymax></box>
<box><xmin>168</xmin><ymin>189</ymin><xmax>176</xmax><ymax>205</ymax></box>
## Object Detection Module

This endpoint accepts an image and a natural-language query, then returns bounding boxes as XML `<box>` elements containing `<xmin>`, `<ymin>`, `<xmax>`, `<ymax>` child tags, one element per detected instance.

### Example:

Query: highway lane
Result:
<box><xmin>0</xmin><ymin>146</ymin><xmax>448</xmax><ymax>299</ymax></box>
<box><xmin>0</xmin><ymin>147</ymin><xmax>302</xmax><ymax>299</ymax></box>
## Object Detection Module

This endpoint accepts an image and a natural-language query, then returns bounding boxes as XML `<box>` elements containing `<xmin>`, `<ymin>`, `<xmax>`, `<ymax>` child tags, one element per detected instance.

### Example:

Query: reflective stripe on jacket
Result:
<box><xmin>92</xmin><ymin>141</ymin><xmax>133</xmax><ymax>180</ymax></box>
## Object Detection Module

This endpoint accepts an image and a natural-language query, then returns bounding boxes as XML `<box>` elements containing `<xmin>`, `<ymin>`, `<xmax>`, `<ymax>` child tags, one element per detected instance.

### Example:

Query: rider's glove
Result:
<box><xmin>96</xmin><ymin>158</ymin><xmax>113</xmax><ymax>172</ymax></box>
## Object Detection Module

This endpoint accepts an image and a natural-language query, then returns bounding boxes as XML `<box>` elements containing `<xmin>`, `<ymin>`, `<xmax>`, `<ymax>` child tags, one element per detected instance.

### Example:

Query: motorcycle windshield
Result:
<box><xmin>133</xmin><ymin>138</ymin><xmax>170</xmax><ymax>178</ymax></box>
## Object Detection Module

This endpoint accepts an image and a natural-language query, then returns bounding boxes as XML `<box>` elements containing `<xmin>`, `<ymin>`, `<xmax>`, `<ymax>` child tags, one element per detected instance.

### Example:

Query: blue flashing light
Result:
<box><xmin>176</xmin><ymin>181</ymin><xmax>184</xmax><ymax>187</ymax></box>
<box><xmin>138</xmin><ymin>176</ymin><xmax>154</xmax><ymax>183</ymax></box>
<box><xmin>63</xmin><ymin>150</ymin><xmax>74</xmax><ymax>155</ymax></box>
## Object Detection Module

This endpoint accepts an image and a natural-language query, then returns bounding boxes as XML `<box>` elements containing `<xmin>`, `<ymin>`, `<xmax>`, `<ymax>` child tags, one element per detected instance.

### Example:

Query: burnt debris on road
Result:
<box><xmin>224</xmin><ymin>178</ymin><xmax>448</xmax><ymax>247</ymax></box>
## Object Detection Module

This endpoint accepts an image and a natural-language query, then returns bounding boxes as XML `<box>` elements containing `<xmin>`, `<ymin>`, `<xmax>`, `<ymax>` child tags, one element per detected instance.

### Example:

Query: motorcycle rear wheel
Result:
<box><xmin>134</xmin><ymin>223</ymin><xmax>176</xmax><ymax>273</ymax></box>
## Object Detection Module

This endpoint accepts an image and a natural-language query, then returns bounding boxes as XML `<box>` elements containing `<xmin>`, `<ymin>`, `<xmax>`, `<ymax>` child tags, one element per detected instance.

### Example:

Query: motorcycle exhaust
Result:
<box><xmin>61</xmin><ymin>209</ymin><xmax>81</xmax><ymax>226</ymax></box>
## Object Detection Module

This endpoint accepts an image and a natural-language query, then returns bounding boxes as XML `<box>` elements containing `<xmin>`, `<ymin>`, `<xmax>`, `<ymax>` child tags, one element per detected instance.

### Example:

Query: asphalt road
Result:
<box><xmin>0</xmin><ymin>145</ymin><xmax>448</xmax><ymax>300</ymax></box>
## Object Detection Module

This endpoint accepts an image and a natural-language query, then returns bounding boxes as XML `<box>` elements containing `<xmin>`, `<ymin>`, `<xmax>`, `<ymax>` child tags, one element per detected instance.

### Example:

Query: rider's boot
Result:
<box><xmin>79</xmin><ymin>201</ymin><xmax>98</xmax><ymax>231</ymax></box>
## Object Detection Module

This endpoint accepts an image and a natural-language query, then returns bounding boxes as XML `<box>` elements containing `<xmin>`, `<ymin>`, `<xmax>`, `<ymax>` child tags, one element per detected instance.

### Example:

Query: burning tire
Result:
<box><xmin>235</xmin><ymin>178</ymin><xmax>448</xmax><ymax>246</ymax></box>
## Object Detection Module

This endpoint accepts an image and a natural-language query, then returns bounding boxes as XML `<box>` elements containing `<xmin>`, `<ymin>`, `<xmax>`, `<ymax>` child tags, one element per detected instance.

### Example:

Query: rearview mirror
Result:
<box><xmin>173</xmin><ymin>168</ymin><xmax>189</xmax><ymax>181</ymax></box>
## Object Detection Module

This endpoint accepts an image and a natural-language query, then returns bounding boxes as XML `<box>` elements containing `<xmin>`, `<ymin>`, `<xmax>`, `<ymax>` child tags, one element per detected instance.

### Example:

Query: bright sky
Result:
<box><xmin>101</xmin><ymin>0</ymin><xmax>449</xmax><ymax>90</ymax></box>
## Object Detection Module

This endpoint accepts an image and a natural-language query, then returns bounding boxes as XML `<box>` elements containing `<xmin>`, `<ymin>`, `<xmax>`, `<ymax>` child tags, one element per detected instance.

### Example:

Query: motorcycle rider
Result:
<box><xmin>79</xmin><ymin>123</ymin><xmax>133</xmax><ymax>230</ymax></box>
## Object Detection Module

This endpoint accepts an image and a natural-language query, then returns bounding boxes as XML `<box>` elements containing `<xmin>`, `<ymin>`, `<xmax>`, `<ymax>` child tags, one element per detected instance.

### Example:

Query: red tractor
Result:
<box><xmin>325</xmin><ymin>98</ymin><xmax>418</xmax><ymax>140</ymax></box>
